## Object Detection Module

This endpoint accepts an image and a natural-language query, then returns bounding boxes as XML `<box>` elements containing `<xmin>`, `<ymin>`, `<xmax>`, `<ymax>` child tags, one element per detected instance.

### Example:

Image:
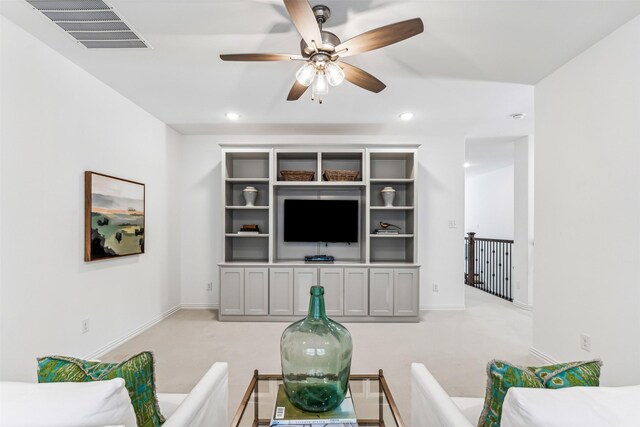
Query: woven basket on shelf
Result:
<box><xmin>280</xmin><ymin>170</ymin><xmax>315</xmax><ymax>181</ymax></box>
<box><xmin>323</xmin><ymin>169</ymin><xmax>359</xmax><ymax>181</ymax></box>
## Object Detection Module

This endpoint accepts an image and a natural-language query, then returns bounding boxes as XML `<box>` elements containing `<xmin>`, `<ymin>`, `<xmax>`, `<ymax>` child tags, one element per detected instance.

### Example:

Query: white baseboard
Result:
<box><xmin>529</xmin><ymin>347</ymin><xmax>559</xmax><ymax>364</ymax></box>
<box><xmin>85</xmin><ymin>304</ymin><xmax>181</xmax><ymax>360</ymax></box>
<box><xmin>512</xmin><ymin>300</ymin><xmax>533</xmax><ymax>311</ymax></box>
<box><xmin>181</xmin><ymin>303</ymin><xmax>219</xmax><ymax>309</ymax></box>
<box><xmin>420</xmin><ymin>304</ymin><xmax>466</xmax><ymax>311</ymax></box>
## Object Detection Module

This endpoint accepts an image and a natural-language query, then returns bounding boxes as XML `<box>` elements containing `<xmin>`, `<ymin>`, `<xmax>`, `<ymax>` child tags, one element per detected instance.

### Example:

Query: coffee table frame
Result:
<box><xmin>231</xmin><ymin>370</ymin><xmax>405</xmax><ymax>427</ymax></box>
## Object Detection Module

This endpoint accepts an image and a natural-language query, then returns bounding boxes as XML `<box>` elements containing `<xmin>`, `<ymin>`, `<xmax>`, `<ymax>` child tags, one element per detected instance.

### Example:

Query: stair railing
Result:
<box><xmin>465</xmin><ymin>232</ymin><xmax>513</xmax><ymax>301</ymax></box>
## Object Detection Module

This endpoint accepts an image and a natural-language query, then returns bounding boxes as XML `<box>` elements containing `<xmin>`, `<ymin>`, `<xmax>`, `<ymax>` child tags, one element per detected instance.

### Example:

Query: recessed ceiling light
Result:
<box><xmin>399</xmin><ymin>112</ymin><xmax>414</xmax><ymax>121</ymax></box>
<box><xmin>510</xmin><ymin>113</ymin><xmax>525</xmax><ymax>120</ymax></box>
<box><xmin>464</xmin><ymin>162</ymin><xmax>471</xmax><ymax>168</ymax></box>
<box><xmin>225</xmin><ymin>112</ymin><xmax>240</xmax><ymax>120</ymax></box>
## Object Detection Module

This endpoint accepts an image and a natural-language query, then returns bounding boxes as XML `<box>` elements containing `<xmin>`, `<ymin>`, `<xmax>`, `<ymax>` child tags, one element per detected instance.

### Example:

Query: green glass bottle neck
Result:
<box><xmin>308</xmin><ymin>286</ymin><xmax>327</xmax><ymax>320</ymax></box>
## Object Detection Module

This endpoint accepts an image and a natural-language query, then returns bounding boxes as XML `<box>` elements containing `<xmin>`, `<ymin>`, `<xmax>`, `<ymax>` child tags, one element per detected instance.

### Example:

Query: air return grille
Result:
<box><xmin>26</xmin><ymin>0</ymin><xmax>148</xmax><ymax>49</ymax></box>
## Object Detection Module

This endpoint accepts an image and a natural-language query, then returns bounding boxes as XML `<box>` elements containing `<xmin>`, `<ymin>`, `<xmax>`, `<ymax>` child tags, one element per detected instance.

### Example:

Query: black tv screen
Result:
<box><xmin>284</xmin><ymin>199</ymin><xmax>359</xmax><ymax>243</ymax></box>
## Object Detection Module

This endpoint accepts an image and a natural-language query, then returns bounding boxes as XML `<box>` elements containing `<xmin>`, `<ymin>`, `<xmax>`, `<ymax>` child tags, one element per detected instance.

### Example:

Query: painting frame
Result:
<box><xmin>84</xmin><ymin>171</ymin><xmax>146</xmax><ymax>262</ymax></box>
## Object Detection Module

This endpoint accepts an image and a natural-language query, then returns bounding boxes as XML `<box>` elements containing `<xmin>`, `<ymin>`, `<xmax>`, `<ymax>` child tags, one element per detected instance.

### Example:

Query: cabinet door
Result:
<box><xmin>369</xmin><ymin>269</ymin><xmax>394</xmax><ymax>316</ymax></box>
<box><xmin>344</xmin><ymin>268</ymin><xmax>368</xmax><ymax>316</ymax></box>
<box><xmin>270</xmin><ymin>268</ymin><xmax>294</xmax><ymax>315</ymax></box>
<box><xmin>220</xmin><ymin>268</ymin><xmax>244</xmax><ymax>316</ymax></box>
<box><xmin>294</xmin><ymin>268</ymin><xmax>318</xmax><ymax>316</ymax></box>
<box><xmin>244</xmin><ymin>268</ymin><xmax>269</xmax><ymax>315</ymax></box>
<box><xmin>320</xmin><ymin>268</ymin><xmax>344</xmax><ymax>316</ymax></box>
<box><xmin>394</xmin><ymin>268</ymin><xmax>419</xmax><ymax>316</ymax></box>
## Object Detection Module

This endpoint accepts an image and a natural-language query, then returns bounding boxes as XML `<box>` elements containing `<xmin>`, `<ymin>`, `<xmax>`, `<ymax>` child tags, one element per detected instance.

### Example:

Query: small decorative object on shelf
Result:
<box><xmin>280</xmin><ymin>170</ymin><xmax>315</xmax><ymax>181</ymax></box>
<box><xmin>280</xmin><ymin>285</ymin><xmax>353</xmax><ymax>412</ymax></box>
<box><xmin>242</xmin><ymin>186</ymin><xmax>258</xmax><ymax>206</ymax></box>
<box><xmin>381</xmin><ymin>186</ymin><xmax>396</xmax><ymax>207</ymax></box>
<box><xmin>238</xmin><ymin>224</ymin><xmax>260</xmax><ymax>234</ymax></box>
<box><xmin>323</xmin><ymin>169</ymin><xmax>359</xmax><ymax>182</ymax></box>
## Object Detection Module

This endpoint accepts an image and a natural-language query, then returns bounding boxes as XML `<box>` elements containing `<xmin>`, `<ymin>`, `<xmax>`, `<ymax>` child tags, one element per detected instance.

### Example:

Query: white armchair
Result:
<box><xmin>411</xmin><ymin>363</ymin><xmax>483</xmax><ymax>427</ymax></box>
<box><xmin>159</xmin><ymin>362</ymin><xmax>229</xmax><ymax>427</ymax></box>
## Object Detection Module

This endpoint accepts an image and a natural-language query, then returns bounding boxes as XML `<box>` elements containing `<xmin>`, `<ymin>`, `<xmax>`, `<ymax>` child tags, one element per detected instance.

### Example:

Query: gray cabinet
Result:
<box><xmin>270</xmin><ymin>268</ymin><xmax>294</xmax><ymax>315</ymax></box>
<box><xmin>394</xmin><ymin>268</ymin><xmax>419</xmax><ymax>316</ymax></box>
<box><xmin>244</xmin><ymin>268</ymin><xmax>269</xmax><ymax>315</ymax></box>
<box><xmin>220</xmin><ymin>268</ymin><xmax>244</xmax><ymax>315</ymax></box>
<box><xmin>220</xmin><ymin>265</ymin><xmax>418</xmax><ymax>321</ymax></box>
<box><xmin>344</xmin><ymin>268</ymin><xmax>368</xmax><ymax>316</ymax></box>
<box><xmin>221</xmin><ymin>267</ymin><xmax>269</xmax><ymax>315</ymax></box>
<box><xmin>369</xmin><ymin>269</ymin><xmax>394</xmax><ymax>316</ymax></box>
<box><xmin>294</xmin><ymin>268</ymin><xmax>318</xmax><ymax>315</ymax></box>
<box><xmin>319</xmin><ymin>268</ymin><xmax>344</xmax><ymax>316</ymax></box>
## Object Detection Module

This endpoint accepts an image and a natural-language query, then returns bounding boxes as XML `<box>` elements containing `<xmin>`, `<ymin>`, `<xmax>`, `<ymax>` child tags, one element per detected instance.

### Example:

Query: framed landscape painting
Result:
<box><xmin>84</xmin><ymin>172</ymin><xmax>145</xmax><ymax>261</ymax></box>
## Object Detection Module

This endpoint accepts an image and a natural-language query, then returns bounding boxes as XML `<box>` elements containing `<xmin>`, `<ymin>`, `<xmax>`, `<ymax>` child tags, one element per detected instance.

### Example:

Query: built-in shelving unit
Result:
<box><xmin>223</xmin><ymin>150</ymin><xmax>272</xmax><ymax>263</ymax></box>
<box><xmin>367</xmin><ymin>150</ymin><xmax>417</xmax><ymax>264</ymax></box>
<box><xmin>219</xmin><ymin>146</ymin><xmax>419</xmax><ymax>322</ymax></box>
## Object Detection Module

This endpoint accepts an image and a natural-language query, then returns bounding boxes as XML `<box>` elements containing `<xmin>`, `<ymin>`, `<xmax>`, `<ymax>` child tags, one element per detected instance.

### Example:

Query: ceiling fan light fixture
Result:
<box><xmin>312</xmin><ymin>71</ymin><xmax>329</xmax><ymax>97</ymax></box>
<box><xmin>325</xmin><ymin>61</ymin><xmax>345</xmax><ymax>86</ymax></box>
<box><xmin>296</xmin><ymin>62</ymin><xmax>316</xmax><ymax>86</ymax></box>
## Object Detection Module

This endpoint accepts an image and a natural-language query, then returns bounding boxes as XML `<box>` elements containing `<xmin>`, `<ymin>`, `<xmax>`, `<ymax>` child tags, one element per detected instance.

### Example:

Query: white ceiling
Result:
<box><xmin>2</xmin><ymin>0</ymin><xmax>640</xmax><ymax>137</ymax></box>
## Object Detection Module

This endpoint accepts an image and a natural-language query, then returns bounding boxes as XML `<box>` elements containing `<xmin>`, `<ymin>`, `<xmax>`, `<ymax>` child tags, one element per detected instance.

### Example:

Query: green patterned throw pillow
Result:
<box><xmin>478</xmin><ymin>360</ymin><xmax>544</xmax><ymax>427</ymax></box>
<box><xmin>478</xmin><ymin>359</ymin><xmax>603</xmax><ymax>427</ymax></box>
<box><xmin>533</xmin><ymin>359</ymin><xmax>602</xmax><ymax>388</ymax></box>
<box><xmin>37</xmin><ymin>351</ymin><xmax>165</xmax><ymax>427</ymax></box>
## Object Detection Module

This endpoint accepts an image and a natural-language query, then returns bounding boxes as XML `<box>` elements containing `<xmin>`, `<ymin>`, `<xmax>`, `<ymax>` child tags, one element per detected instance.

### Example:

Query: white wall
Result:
<box><xmin>465</xmin><ymin>165</ymin><xmax>514</xmax><ymax>239</ymax></box>
<box><xmin>0</xmin><ymin>17</ymin><xmax>182</xmax><ymax>381</ymax></box>
<box><xmin>512</xmin><ymin>136</ymin><xmax>534</xmax><ymax>307</ymax></box>
<box><xmin>534</xmin><ymin>15</ymin><xmax>640</xmax><ymax>385</ymax></box>
<box><xmin>178</xmin><ymin>135</ymin><xmax>466</xmax><ymax>311</ymax></box>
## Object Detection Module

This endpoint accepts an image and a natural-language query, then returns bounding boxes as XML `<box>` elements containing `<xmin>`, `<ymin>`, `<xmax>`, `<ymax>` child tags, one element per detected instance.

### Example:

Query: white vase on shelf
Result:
<box><xmin>381</xmin><ymin>187</ymin><xmax>396</xmax><ymax>207</ymax></box>
<box><xmin>242</xmin><ymin>186</ymin><xmax>258</xmax><ymax>207</ymax></box>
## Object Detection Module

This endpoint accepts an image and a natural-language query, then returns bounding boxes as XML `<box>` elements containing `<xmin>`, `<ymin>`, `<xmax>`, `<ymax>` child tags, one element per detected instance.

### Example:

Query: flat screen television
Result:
<box><xmin>284</xmin><ymin>199</ymin><xmax>359</xmax><ymax>243</ymax></box>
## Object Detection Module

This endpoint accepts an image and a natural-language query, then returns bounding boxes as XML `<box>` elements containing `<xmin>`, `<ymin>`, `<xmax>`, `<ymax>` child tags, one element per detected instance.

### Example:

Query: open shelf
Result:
<box><xmin>369</xmin><ymin>152</ymin><xmax>415</xmax><ymax>180</ymax></box>
<box><xmin>370</xmin><ymin>234</ymin><xmax>415</xmax><ymax>238</ymax></box>
<box><xmin>370</xmin><ymin>206</ymin><xmax>414</xmax><ymax>210</ymax></box>
<box><xmin>321</xmin><ymin>152</ymin><xmax>364</xmax><ymax>182</ymax></box>
<box><xmin>224</xmin><ymin>237</ymin><xmax>269</xmax><ymax>263</ymax></box>
<box><xmin>225</xmin><ymin>206</ymin><xmax>269</xmax><ymax>210</ymax></box>
<box><xmin>276</xmin><ymin>151</ymin><xmax>318</xmax><ymax>182</ymax></box>
<box><xmin>225</xmin><ymin>152</ymin><xmax>270</xmax><ymax>179</ymax></box>
<box><xmin>369</xmin><ymin>178</ymin><xmax>414</xmax><ymax>183</ymax></box>
<box><xmin>225</xmin><ymin>177</ymin><xmax>269</xmax><ymax>182</ymax></box>
<box><xmin>274</xmin><ymin>181</ymin><xmax>365</xmax><ymax>187</ymax></box>
<box><xmin>225</xmin><ymin>233</ymin><xmax>270</xmax><ymax>238</ymax></box>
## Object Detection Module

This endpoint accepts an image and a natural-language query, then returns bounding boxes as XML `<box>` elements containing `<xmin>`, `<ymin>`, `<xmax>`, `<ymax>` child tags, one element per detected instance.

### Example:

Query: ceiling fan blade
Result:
<box><xmin>340</xmin><ymin>62</ymin><xmax>386</xmax><ymax>93</ymax></box>
<box><xmin>283</xmin><ymin>0</ymin><xmax>323</xmax><ymax>50</ymax></box>
<box><xmin>220</xmin><ymin>53</ymin><xmax>303</xmax><ymax>61</ymax></box>
<box><xmin>334</xmin><ymin>18</ymin><xmax>424</xmax><ymax>58</ymax></box>
<box><xmin>287</xmin><ymin>80</ymin><xmax>309</xmax><ymax>101</ymax></box>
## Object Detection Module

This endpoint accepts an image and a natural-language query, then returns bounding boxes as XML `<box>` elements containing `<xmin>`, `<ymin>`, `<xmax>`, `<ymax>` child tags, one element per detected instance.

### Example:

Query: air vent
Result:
<box><xmin>26</xmin><ymin>0</ymin><xmax>149</xmax><ymax>49</ymax></box>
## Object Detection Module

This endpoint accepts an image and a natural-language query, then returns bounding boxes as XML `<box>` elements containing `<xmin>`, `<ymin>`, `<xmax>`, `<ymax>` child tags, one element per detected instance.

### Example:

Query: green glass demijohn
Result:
<box><xmin>280</xmin><ymin>285</ymin><xmax>353</xmax><ymax>412</ymax></box>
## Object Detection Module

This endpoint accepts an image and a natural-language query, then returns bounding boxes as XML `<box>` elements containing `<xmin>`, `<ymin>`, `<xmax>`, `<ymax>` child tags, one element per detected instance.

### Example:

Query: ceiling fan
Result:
<box><xmin>220</xmin><ymin>0</ymin><xmax>424</xmax><ymax>103</ymax></box>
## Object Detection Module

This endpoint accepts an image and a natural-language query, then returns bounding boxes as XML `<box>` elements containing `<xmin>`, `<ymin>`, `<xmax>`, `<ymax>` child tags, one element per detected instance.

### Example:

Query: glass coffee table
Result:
<box><xmin>231</xmin><ymin>370</ymin><xmax>405</xmax><ymax>427</ymax></box>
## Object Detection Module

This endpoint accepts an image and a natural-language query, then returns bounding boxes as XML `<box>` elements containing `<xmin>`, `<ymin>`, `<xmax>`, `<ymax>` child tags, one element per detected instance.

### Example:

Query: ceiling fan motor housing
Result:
<box><xmin>300</xmin><ymin>31</ymin><xmax>341</xmax><ymax>56</ymax></box>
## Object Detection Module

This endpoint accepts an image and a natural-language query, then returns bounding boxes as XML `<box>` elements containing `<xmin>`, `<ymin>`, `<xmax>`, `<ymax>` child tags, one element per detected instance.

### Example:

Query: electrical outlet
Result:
<box><xmin>81</xmin><ymin>318</ymin><xmax>89</xmax><ymax>334</ymax></box>
<box><xmin>433</xmin><ymin>283</ymin><xmax>439</xmax><ymax>292</ymax></box>
<box><xmin>448</xmin><ymin>220</ymin><xmax>457</xmax><ymax>228</ymax></box>
<box><xmin>206</xmin><ymin>282</ymin><xmax>213</xmax><ymax>291</ymax></box>
<box><xmin>516</xmin><ymin>281</ymin><xmax>521</xmax><ymax>290</ymax></box>
<box><xmin>580</xmin><ymin>334</ymin><xmax>592</xmax><ymax>352</ymax></box>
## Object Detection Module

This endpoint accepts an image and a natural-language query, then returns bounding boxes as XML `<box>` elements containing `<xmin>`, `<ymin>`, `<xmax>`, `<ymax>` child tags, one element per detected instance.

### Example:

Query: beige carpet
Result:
<box><xmin>104</xmin><ymin>286</ymin><xmax>536</xmax><ymax>425</ymax></box>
